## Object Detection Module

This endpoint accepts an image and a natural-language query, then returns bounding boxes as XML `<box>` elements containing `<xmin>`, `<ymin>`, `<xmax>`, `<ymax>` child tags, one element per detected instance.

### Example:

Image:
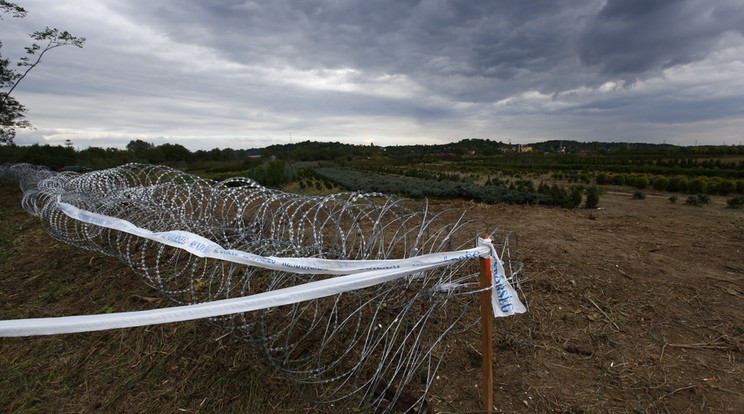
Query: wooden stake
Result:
<box><xmin>479</xmin><ymin>235</ymin><xmax>494</xmax><ymax>413</ymax></box>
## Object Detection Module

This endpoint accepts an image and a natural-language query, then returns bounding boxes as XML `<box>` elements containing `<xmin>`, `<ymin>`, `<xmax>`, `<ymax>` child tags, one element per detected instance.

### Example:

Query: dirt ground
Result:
<box><xmin>429</xmin><ymin>191</ymin><xmax>744</xmax><ymax>413</ymax></box>
<box><xmin>1</xmin><ymin>185</ymin><xmax>742</xmax><ymax>413</ymax></box>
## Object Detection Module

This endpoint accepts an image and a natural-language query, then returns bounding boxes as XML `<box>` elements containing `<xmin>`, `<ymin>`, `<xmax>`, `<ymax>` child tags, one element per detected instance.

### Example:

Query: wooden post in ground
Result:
<box><xmin>479</xmin><ymin>235</ymin><xmax>494</xmax><ymax>413</ymax></box>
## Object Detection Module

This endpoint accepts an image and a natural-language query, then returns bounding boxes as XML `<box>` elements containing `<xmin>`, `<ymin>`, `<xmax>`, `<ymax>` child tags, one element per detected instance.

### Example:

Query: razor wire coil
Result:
<box><xmin>1</xmin><ymin>162</ymin><xmax>522</xmax><ymax>413</ymax></box>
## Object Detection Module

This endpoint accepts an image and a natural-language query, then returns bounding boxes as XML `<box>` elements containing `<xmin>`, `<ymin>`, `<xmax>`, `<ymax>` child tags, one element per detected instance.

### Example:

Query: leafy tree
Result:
<box><xmin>247</xmin><ymin>160</ymin><xmax>297</xmax><ymax>188</ymax></box>
<box><xmin>18</xmin><ymin>143</ymin><xmax>75</xmax><ymax>168</ymax></box>
<box><xmin>155</xmin><ymin>143</ymin><xmax>192</xmax><ymax>163</ymax></box>
<box><xmin>125</xmin><ymin>139</ymin><xmax>154</xmax><ymax>153</ymax></box>
<box><xmin>1</xmin><ymin>1</ymin><xmax>85</xmax><ymax>144</ymax></box>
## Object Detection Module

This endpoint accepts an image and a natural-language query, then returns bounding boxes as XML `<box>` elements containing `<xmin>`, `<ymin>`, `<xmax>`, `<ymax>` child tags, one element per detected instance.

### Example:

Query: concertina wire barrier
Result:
<box><xmin>0</xmin><ymin>162</ymin><xmax>525</xmax><ymax>413</ymax></box>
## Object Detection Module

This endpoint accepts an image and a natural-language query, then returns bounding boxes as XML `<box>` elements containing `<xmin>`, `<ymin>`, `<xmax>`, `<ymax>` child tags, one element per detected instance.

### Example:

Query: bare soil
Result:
<box><xmin>1</xmin><ymin>185</ymin><xmax>742</xmax><ymax>413</ymax></box>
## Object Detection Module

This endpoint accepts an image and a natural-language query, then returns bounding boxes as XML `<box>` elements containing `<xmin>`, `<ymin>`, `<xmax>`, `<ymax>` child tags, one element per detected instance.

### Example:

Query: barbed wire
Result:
<box><xmin>1</xmin><ymin>163</ymin><xmax>522</xmax><ymax>413</ymax></box>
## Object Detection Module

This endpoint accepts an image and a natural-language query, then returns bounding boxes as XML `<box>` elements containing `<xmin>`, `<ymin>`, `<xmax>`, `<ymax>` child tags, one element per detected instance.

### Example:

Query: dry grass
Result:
<box><xmin>0</xmin><ymin>185</ymin><xmax>333</xmax><ymax>413</ymax></box>
<box><xmin>2</xmin><ymin>184</ymin><xmax>744</xmax><ymax>413</ymax></box>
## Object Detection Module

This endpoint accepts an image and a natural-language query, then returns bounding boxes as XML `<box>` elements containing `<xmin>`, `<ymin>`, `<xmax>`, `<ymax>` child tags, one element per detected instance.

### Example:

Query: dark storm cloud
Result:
<box><xmin>6</xmin><ymin>0</ymin><xmax>744</xmax><ymax>149</ymax></box>
<box><xmin>570</xmin><ymin>94</ymin><xmax>744</xmax><ymax>124</ymax></box>
<box><xmin>579</xmin><ymin>0</ymin><xmax>744</xmax><ymax>76</ymax></box>
<box><xmin>117</xmin><ymin>0</ymin><xmax>744</xmax><ymax>100</ymax></box>
<box><xmin>113</xmin><ymin>0</ymin><xmax>603</xmax><ymax>98</ymax></box>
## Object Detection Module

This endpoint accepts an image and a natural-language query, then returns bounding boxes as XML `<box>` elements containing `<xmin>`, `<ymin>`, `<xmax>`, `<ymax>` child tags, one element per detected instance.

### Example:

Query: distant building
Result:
<box><xmin>517</xmin><ymin>145</ymin><xmax>533</xmax><ymax>153</ymax></box>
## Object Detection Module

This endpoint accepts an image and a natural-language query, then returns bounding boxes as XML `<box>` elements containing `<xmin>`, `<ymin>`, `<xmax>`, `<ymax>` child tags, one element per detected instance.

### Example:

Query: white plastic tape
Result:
<box><xmin>56</xmin><ymin>201</ymin><xmax>487</xmax><ymax>275</ymax></box>
<box><xmin>0</xmin><ymin>204</ymin><xmax>525</xmax><ymax>337</ymax></box>
<box><xmin>481</xmin><ymin>240</ymin><xmax>527</xmax><ymax>317</ymax></box>
<box><xmin>0</xmin><ymin>261</ymin><xmax>451</xmax><ymax>337</ymax></box>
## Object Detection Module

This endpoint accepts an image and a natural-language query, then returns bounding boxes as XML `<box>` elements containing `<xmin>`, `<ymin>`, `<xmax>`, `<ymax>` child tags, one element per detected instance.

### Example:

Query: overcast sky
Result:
<box><xmin>3</xmin><ymin>0</ymin><xmax>744</xmax><ymax>150</ymax></box>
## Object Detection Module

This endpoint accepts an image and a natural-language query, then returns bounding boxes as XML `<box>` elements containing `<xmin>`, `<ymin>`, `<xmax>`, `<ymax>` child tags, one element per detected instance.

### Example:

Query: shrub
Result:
<box><xmin>630</xmin><ymin>175</ymin><xmax>650</xmax><ymax>190</ymax></box>
<box><xmin>685</xmin><ymin>194</ymin><xmax>710</xmax><ymax>207</ymax></box>
<box><xmin>612</xmin><ymin>174</ymin><xmax>627</xmax><ymax>186</ymax></box>
<box><xmin>669</xmin><ymin>195</ymin><xmax>678</xmax><ymax>203</ymax></box>
<box><xmin>596</xmin><ymin>172</ymin><xmax>611</xmax><ymax>185</ymax></box>
<box><xmin>248</xmin><ymin>160</ymin><xmax>297</xmax><ymax>187</ymax></box>
<box><xmin>569</xmin><ymin>187</ymin><xmax>583</xmax><ymax>208</ymax></box>
<box><xmin>312</xmin><ymin>168</ymin><xmax>555</xmax><ymax>206</ymax></box>
<box><xmin>652</xmin><ymin>176</ymin><xmax>669</xmax><ymax>191</ymax></box>
<box><xmin>707</xmin><ymin>177</ymin><xmax>722</xmax><ymax>195</ymax></box>
<box><xmin>542</xmin><ymin>184</ymin><xmax>580</xmax><ymax>208</ymax></box>
<box><xmin>668</xmin><ymin>175</ymin><xmax>688</xmax><ymax>193</ymax></box>
<box><xmin>688</xmin><ymin>177</ymin><xmax>707</xmax><ymax>194</ymax></box>
<box><xmin>585</xmin><ymin>186</ymin><xmax>600</xmax><ymax>208</ymax></box>
<box><xmin>685</xmin><ymin>196</ymin><xmax>702</xmax><ymax>206</ymax></box>
<box><xmin>715</xmin><ymin>179</ymin><xmax>736</xmax><ymax>195</ymax></box>
<box><xmin>632</xmin><ymin>190</ymin><xmax>646</xmax><ymax>199</ymax></box>
<box><xmin>727</xmin><ymin>195</ymin><xmax>744</xmax><ymax>209</ymax></box>
<box><xmin>514</xmin><ymin>179</ymin><xmax>535</xmax><ymax>192</ymax></box>
<box><xmin>538</xmin><ymin>182</ymin><xmax>551</xmax><ymax>194</ymax></box>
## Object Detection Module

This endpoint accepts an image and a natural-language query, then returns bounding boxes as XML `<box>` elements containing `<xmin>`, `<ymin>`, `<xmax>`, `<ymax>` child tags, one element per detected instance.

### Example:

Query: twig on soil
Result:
<box><xmin>657</xmin><ymin>385</ymin><xmax>698</xmax><ymax>402</ymax></box>
<box><xmin>586</xmin><ymin>297</ymin><xmax>621</xmax><ymax>331</ymax></box>
<box><xmin>548</xmin><ymin>362</ymin><xmax>583</xmax><ymax>371</ymax></box>
<box><xmin>213</xmin><ymin>331</ymin><xmax>231</xmax><ymax>342</ymax></box>
<box><xmin>667</xmin><ymin>343</ymin><xmax>734</xmax><ymax>350</ymax></box>
<box><xmin>615</xmin><ymin>266</ymin><xmax>634</xmax><ymax>280</ymax></box>
<box><xmin>666</xmin><ymin>341</ymin><xmax>737</xmax><ymax>351</ymax></box>
<box><xmin>467</xmin><ymin>343</ymin><xmax>482</xmax><ymax>357</ymax></box>
<box><xmin>708</xmin><ymin>385</ymin><xmax>743</xmax><ymax>396</ymax></box>
<box><xmin>721</xmin><ymin>265</ymin><xmax>744</xmax><ymax>275</ymax></box>
<box><xmin>707</xmin><ymin>274</ymin><xmax>744</xmax><ymax>286</ymax></box>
